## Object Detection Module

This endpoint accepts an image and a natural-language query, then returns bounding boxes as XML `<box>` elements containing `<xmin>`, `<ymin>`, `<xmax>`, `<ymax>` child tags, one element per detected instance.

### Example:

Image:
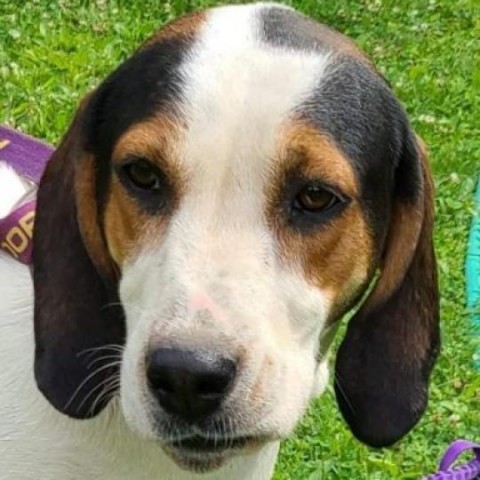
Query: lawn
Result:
<box><xmin>1</xmin><ymin>0</ymin><xmax>479</xmax><ymax>478</ymax></box>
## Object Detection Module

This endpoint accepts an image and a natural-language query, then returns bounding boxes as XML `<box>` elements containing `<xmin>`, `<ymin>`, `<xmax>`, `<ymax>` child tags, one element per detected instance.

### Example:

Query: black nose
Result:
<box><xmin>147</xmin><ymin>348</ymin><xmax>237</xmax><ymax>422</ymax></box>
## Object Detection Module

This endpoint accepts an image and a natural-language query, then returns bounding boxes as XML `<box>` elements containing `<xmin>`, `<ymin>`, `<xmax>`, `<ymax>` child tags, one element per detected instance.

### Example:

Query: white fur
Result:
<box><xmin>0</xmin><ymin>4</ymin><xmax>334</xmax><ymax>479</ymax></box>
<box><xmin>0</xmin><ymin>162</ymin><xmax>32</xmax><ymax>219</ymax></box>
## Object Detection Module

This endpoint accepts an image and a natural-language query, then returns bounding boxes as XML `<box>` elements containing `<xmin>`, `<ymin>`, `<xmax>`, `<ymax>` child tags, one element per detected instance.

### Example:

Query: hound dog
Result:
<box><xmin>0</xmin><ymin>3</ymin><xmax>440</xmax><ymax>479</ymax></box>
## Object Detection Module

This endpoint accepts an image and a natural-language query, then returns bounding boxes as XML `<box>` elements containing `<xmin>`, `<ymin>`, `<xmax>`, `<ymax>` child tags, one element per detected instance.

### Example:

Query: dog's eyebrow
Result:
<box><xmin>112</xmin><ymin>117</ymin><xmax>178</xmax><ymax>159</ymax></box>
<box><xmin>111</xmin><ymin>117</ymin><xmax>186</xmax><ymax>189</ymax></box>
<box><xmin>274</xmin><ymin>122</ymin><xmax>359</xmax><ymax>199</ymax></box>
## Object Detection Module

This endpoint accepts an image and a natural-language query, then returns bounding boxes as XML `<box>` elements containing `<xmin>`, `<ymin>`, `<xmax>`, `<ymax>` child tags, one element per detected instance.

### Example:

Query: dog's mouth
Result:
<box><xmin>163</xmin><ymin>434</ymin><xmax>263</xmax><ymax>472</ymax></box>
<box><xmin>170</xmin><ymin>434</ymin><xmax>252</xmax><ymax>453</ymax></box>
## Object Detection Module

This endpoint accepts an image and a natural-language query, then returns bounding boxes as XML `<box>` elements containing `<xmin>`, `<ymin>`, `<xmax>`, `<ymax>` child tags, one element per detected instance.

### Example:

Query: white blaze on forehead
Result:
<box><xmin>123</xmin><ymin>2</ymin><xmax>335</xmax><ymax>338</ymax></box>
<box><xmin>119</xmin><ymin>5</ymin><xmax>335</xmax><ymax>443</ymax></box>
<box><xmin>177</xmin><ymin>4</ymin><xmax>332</xmax><ymax>223</ymax></box>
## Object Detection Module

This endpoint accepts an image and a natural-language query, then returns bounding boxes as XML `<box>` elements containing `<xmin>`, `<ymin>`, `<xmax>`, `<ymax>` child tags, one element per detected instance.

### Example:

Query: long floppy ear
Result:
<box><xmin>33</xmin><ymin>96</ymin><xmax>125</xmax><ymax>419</ymax></box>
<box><xmin>335</xmin><ymin>133</ymin><xmax>440</xmax><ymax>447</ymax></box>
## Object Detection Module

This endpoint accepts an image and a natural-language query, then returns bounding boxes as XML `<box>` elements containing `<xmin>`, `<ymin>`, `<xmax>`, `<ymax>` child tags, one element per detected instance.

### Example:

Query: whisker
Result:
<box><xmin>101</xmin><ymin>301</ymin><xmax>124</xmax><ymax>310</ymax></box>
<box><xmin>77</xmin><ymin>373</ymin><xmax>120</xmax><ymax>414</ymax></box>
<box><xmin>89</xmin><ymin>379</ymin><xmax>121</xmax><ymax>416</ymax></box>
<box><xmin>87</xmin><ymin>354</ymin><xmax>123</xmax><ymax>370</ymax></box>
<box><xmin>64</xmin><ymin>361</ymin><xmax>122</xmax><ymax>412</ymax></box>
<box><xmin>334</xmin><ymin>372</ymin><xmax>355</xmax><ymax>413</ymax></box>
<box><xmin>100</xmin><ymin>301</ymin><xmax>146</xmax><ymax>316</ymax></box>
<box><xmin>228</xmin><ymin>416</ymin><xmax>234</xmax><ymax>449</ymax></box>
<box><xmin>77</xmin><ymin>344</ymin><xmax>124</xmax><ymax>359</ymax></box>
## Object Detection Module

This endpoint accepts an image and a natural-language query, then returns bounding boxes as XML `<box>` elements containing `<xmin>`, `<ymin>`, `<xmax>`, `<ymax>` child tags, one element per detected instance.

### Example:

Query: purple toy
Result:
<box><xmin>423</xmin><ymin>440</ymin><xmax>480</xmax><ymax>480</ymax></box>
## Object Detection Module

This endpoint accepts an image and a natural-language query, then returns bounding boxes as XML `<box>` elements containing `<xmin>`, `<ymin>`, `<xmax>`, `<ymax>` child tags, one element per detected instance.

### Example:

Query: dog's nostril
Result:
<box><xmin>149</xmin><ymin>372</ymin><xmax>175</xmax><ymax>395</ymax></box>
<box><xmin>146</xmin><ymin>348</ymin><xmax>237</xmax><ymax>422</ymax></box>
<box><xmin>196</xmin><ymin>365</ymin><xmax>236</xmax><ymax>397</ymax></box>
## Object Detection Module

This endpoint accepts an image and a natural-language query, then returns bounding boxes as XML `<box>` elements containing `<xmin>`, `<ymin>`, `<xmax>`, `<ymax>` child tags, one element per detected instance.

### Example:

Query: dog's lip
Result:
<box><xmin>167</xmin><ymin>434</ymin><xmax>256</xmax><ymax>454</ymax></box>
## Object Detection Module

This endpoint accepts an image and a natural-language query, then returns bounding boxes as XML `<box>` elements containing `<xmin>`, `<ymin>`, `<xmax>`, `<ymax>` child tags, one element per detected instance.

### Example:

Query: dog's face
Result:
<box><xmin>32</xmin><ymin>3</ymin><xmax>440</xmax><ymax>473</ymax></box>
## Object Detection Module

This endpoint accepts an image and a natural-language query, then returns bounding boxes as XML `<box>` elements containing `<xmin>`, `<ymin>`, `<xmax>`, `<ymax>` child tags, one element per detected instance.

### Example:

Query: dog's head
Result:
<box><xmin>33</xmin><ymin>3</ymin><xmax>439</xmax><ymax>473</ymax></box>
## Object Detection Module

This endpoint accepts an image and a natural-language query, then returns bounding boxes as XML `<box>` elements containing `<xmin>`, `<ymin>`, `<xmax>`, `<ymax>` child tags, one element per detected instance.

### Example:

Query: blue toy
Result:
<box><xmin>466</xmin><ymin>179</ymin><xmax>480</xmax><ymax>369</ymax></box>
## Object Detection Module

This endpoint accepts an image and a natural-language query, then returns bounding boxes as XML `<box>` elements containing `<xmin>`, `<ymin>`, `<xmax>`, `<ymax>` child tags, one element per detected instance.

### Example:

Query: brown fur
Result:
<box><xmin>270</xmin><ymin>122</ymin><xmax>373</xmax><ymax>318</ymax></box>
<box><xmin>76</xmin><ymin>153</ymin><xmax>118</xmax><ymax>280</ymax></box>
<box><xmin>304</xmin><ymin>21</ymin><xmax>371</xmax><ymax>63</ymax></box>
<box><xmin>103</xmin><ymin>177</ymin><xmax>149</xmax><ymax>266</ymax></box>
<box><xmin>105</xmin><ymin>116</ymin><xmax>185</xmax><ymax>265</ymax></box>
<box><xmin>111</xmin><ymin>116</ymin><xmax>185</xmax><ymax>184</ymax></box>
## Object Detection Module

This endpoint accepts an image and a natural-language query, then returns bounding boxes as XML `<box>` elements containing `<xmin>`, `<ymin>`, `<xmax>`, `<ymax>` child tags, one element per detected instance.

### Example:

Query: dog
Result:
<box><xmin>0</xmin><ymin>3</ymin><xmax>440</xmax><ymax>479</ymax></box>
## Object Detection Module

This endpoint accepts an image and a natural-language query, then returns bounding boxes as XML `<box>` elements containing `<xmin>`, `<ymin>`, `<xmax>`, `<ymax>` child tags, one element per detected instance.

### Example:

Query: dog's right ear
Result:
<box><xmin>335</xmin><ymin>133</ymin><xmax>440</xmax><ymax>447</ymax></box>
<box><xmin>33</xmin><ymin>94</ymin><xmax>125</xmax><ymax>419</ymax></box>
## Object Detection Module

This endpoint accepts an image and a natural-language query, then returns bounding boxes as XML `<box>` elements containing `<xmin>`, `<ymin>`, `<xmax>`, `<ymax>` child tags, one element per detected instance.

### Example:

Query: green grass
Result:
<box><xmin>1</xmin><ymin>0</ymin><xmax>479</xmax><ymax>478</ymax></box>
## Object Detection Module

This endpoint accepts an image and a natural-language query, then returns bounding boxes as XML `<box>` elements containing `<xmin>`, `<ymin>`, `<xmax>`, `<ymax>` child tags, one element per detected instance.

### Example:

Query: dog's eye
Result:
<box><xmin>293</xmin><ymin>185</ymin><xmax>339</xmax><ymax>213</ymax></box>
<box><xmin>122</xmin><ymin>161</ymin><xmax>161</xmax><ymax>191</ymax></box>
<box><xmin>287</xmin><ymin>181</ymin><xmax>349</xmax><ymax>231</ymax></box>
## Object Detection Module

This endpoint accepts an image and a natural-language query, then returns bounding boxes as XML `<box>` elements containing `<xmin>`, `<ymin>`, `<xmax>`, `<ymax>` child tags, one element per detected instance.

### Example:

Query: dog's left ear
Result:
<box><xmin>335</xmin><ymin>131</ymin><xmax>440</xmax><ymax>447</ymax></box>
<box><xmin>33</xmin><ymin>93</ymin><xmax>125</xmax><ymax>419</ymax></box>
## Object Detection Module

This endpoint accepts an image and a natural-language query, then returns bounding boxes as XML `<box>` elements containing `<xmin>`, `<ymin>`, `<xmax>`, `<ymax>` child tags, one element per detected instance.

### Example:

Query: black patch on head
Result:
<box><xmin>260</xmin><ymin>5</ymin><xmax>340</xmax><ymax>53</ymax></box>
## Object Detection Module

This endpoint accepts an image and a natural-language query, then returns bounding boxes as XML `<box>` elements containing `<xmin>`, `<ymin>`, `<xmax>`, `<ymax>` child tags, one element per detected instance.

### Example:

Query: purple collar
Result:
<box><xmin>0</xmin><ymin>125</ymin><xmax>52</xmax><ymax>183</ymax></box>
<box><xmin>0</xmin><ymin>125</ymin><xmax>53</xmax><ymax>264</ymax></box>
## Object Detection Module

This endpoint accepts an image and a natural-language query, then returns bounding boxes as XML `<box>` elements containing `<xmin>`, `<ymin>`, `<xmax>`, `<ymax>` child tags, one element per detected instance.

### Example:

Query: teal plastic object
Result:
<box><xmin>466</xmin><ymin>179</ymin><xmax>480</xmax><ymax>369</ymax></box>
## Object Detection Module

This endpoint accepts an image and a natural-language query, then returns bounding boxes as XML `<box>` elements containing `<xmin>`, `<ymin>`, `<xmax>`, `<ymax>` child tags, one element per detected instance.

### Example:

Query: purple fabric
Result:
<box><xmin>0</xmin><ymin>200</ymin><xmax>36</xmax><ymax>264</ymax></box>
<box><xmin>0</xmin><ymin>125</ymin><xmax>53</xmax><ymax>183</ymax></box>
<box><xmin>0</xmin><ymin>125</ymin><xmax>53</xmax><ymax>264</ymax></box>
<box><xmin>440</xmin><ymin>441</ymin><xmax>480</xmax><ymax>472</ymax></box>
<box><xmin>423</xmin><ymin>440</ymin><xmax>480</xmax><ymax>480</ymax></box>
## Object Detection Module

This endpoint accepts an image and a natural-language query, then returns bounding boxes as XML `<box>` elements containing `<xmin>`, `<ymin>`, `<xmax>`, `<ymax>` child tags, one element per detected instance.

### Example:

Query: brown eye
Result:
<box><xmin>123</xmin><ymin>161</ymin><xmax>160</xmax><ymax>190</ymax></box>
<box><xmin>295</xmin><ymin>185</ymin><xmax>338</xmax><ymax>212</ymax></box>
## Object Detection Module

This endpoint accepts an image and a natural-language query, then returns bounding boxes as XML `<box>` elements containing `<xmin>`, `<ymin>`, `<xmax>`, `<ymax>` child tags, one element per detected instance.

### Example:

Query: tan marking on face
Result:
<box><xmin>104</xmin><ymin>116</ymin><xmax>184</xmax><ymax>266</ymax></box>
<box><xmin>75</xmin><ymin>154</ymin><xmax>119</xmax><ymax>280</ymax></box>
<box><xmin>142</xmin><ymin>10</ymin><xmax>206</xmax><ymax>48</ymax></box>
<box><xmin>280</xmin><ymin>122</ymin><xmax>359</xmax><ymax>196</ymax></box>
<box><xmin>270</xmin><ymin>122</ymin><xmax>373</xmax><ymax>320</ymax></box>
<box><xmin>112</xmin><ymin>116</ymin><xmax>185</xmax><ymax>182</ymax></box>
<box><xmin>103</xmin><ymin>178</ymin><xmax>149</xmax><ymax>266</ymax></box>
